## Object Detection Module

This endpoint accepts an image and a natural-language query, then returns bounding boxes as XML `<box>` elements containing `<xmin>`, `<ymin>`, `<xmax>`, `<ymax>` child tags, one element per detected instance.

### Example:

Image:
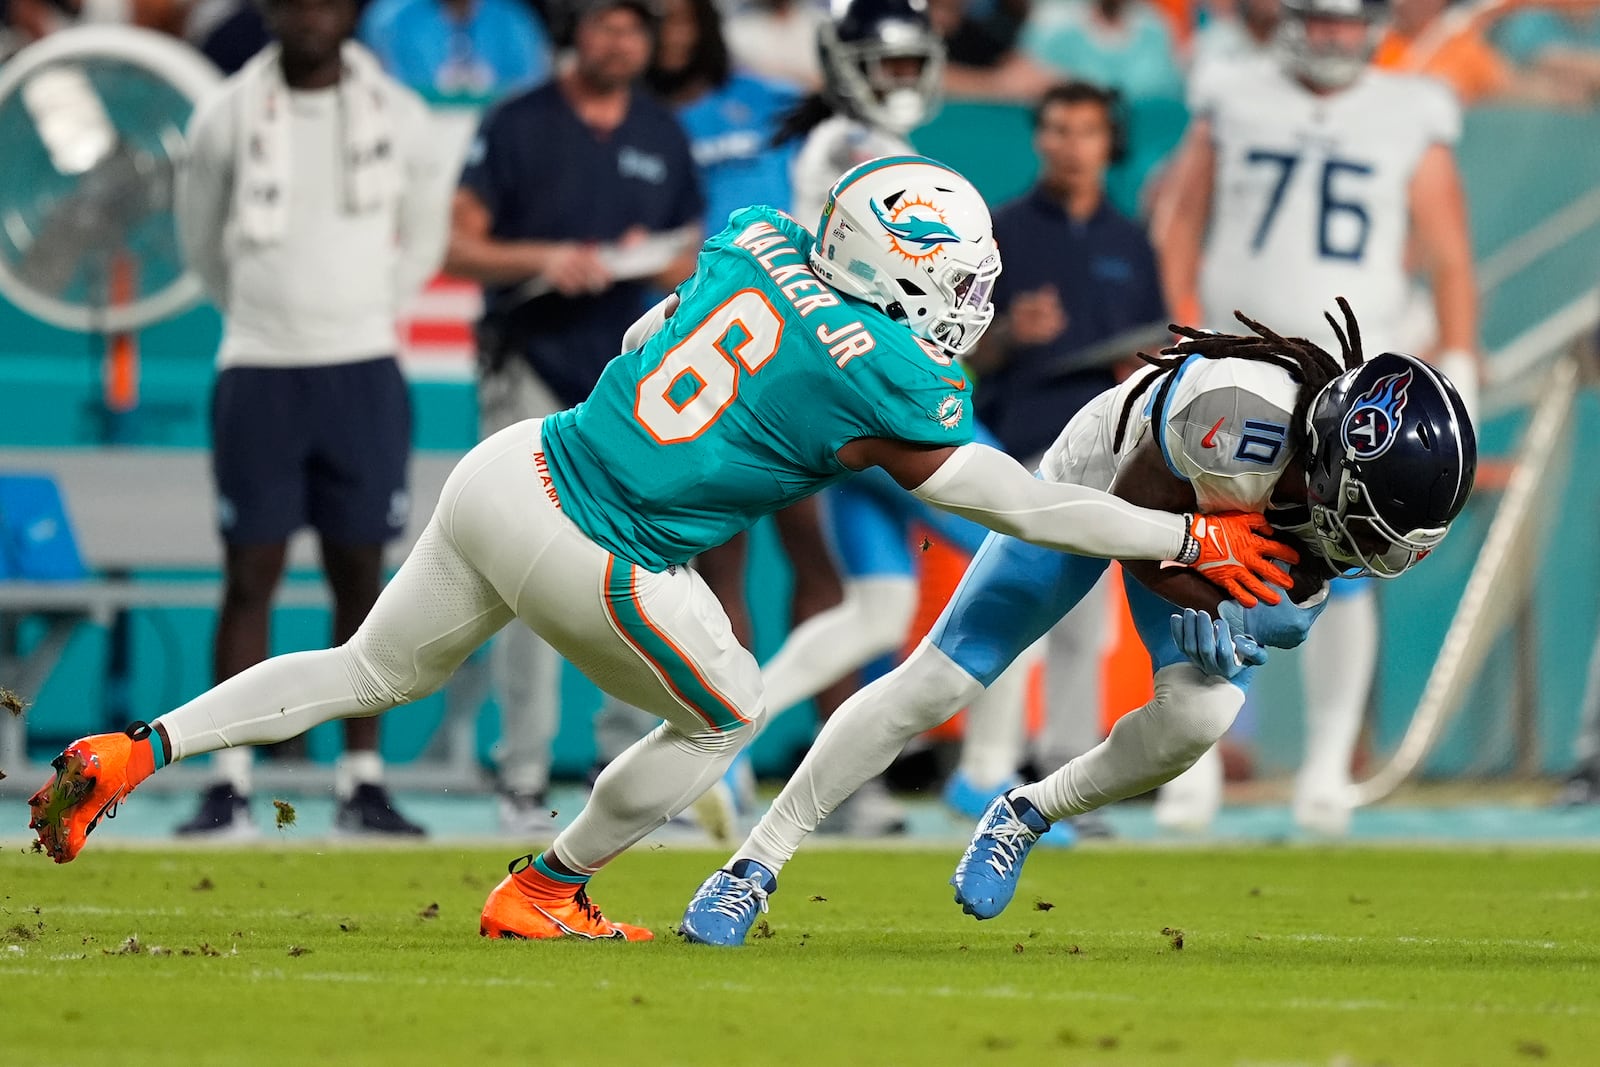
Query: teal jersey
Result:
<box><xmin>540</xmin><ymin>205</ymin><xmax>976</xmax><ymax>571</ymax></box>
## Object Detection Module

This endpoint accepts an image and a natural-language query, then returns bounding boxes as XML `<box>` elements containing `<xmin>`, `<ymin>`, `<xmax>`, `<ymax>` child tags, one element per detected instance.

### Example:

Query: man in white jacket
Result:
<box><xmin>175</xmin><ymin>0</ymin><xmax>454</xmax><ymax>836</ymax></box>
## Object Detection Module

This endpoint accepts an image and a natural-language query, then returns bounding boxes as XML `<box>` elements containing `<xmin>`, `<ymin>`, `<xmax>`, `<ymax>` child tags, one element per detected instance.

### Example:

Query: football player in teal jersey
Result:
<box><xmin>29</xmin><ymin>156</ymin><xmax>1296</xmax><ymax>941</ymax></box>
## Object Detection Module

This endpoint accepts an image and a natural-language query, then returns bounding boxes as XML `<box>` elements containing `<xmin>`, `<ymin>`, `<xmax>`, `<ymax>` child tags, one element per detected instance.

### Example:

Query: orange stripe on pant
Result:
<box><xmin>602</xmin><ymin>557</ymin><xmax>750</xmax><ymax>732</ymax></box>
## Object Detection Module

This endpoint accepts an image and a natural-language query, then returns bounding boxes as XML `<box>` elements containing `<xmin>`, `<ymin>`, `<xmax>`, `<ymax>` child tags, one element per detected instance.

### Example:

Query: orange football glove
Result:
<box><xmin>1181</xmin><ymin>512</ymin><xmax>1299</xmax><ymax>608</ymax></box>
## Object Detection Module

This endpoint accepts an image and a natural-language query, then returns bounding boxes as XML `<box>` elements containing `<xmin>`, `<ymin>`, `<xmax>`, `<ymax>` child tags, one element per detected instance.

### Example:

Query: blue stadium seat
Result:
<box><xmin>0</xmin><ymin>473</ymin><xmax>88</xmax><ymax>581</ymax></box>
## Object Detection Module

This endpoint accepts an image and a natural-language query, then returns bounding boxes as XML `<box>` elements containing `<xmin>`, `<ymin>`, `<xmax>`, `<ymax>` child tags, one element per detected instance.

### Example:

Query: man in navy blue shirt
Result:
<box><xmin>968</xmin><ymin>82</ymin><xmax>1168</xmax><ymax>829</ymax></box>
<box><xmin>972</xmin><ymin>81</ymin><xmax>1167</xmax><ymax>464</ymax></box>
<box><xmin>444</xmin><ymin>0</ymin><xmax>703</xmax><ymax>833</ymax></box>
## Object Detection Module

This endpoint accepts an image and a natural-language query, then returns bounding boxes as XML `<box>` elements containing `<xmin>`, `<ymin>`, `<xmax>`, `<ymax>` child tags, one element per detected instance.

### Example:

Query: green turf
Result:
<box><xmin>2</xmin><ymin>844</ymin><xmax>1597</xmax><ymax>1066</ymax></box>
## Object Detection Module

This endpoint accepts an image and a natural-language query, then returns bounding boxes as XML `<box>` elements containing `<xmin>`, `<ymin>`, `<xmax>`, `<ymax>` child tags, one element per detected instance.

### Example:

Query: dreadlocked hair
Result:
<box><xmin>1112</xmin><ymin>296</ymin><xmax>1367</xmax><ymax>454</ymax></box>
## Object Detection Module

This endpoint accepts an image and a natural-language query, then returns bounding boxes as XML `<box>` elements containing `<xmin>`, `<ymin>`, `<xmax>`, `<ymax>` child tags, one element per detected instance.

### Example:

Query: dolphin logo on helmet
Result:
<box><xmin>870</xmin><ymin>198</ymin><xmax>961</xmax><ymax>252</ymax></box>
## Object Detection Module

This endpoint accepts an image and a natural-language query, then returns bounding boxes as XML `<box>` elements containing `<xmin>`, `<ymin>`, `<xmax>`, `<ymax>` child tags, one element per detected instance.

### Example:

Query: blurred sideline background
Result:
<box><xmin>0</xmin><ymin>4</ymin><xmax>1597</xmax><ymax>827</ymax></box>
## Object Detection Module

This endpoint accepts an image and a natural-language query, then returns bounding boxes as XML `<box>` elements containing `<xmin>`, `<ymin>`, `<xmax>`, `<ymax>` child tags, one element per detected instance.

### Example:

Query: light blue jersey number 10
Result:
<box><xmin>1244</xmin><ymin>149</ymin><xmax>1373</xmax><ymax>263</ymax></box>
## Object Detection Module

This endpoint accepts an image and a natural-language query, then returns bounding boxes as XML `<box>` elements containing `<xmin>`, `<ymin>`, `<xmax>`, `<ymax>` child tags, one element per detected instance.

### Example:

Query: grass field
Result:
<box><xmin>2</xmin><ymin>843</ymin><xmax>1597</xmax><ymax>1066</ymax></box>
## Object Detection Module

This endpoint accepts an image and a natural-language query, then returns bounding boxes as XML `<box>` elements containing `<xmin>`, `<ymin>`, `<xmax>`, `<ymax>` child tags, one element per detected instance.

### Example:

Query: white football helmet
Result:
<box><xmin>810</xmin><ymin>154</ymin><xmax>1001</xmax><ymax>359</ymax></box>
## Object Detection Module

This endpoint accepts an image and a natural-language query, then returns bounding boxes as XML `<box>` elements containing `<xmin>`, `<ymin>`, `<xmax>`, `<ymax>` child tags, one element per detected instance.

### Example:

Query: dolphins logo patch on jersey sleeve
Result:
<box><xmin>1341</xmin><ymin>369</ymin><xmax>1412</xmax><ymax>460</ymax></box>
<box><xmin>870</xmin><ymin>194</ymin><xmax>961</xmax><ymax>263</ymax></box>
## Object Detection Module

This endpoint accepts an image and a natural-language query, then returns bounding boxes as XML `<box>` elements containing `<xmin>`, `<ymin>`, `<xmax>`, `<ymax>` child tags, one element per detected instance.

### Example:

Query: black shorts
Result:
<box><xmin>211</xmin><ymin>357</ymin><xmax>412</xmax><ymax>546</ymax></box>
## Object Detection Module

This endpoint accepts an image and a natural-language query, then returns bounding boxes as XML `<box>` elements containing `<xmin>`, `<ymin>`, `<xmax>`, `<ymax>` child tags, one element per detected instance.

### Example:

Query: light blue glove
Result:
<box><xmin>1170</xmin><ymin>607</ymin><xmax>1269</xmax><ymax>682</ymax></box>
<box><xmin>1218</xmin><ymin>588</ymin><xmax>1330</xmax><ymax>650</ymax></box>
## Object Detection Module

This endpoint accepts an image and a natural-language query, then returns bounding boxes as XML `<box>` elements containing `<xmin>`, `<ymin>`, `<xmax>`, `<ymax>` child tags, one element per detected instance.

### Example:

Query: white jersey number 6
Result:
<box><xmin>634</xmin><ymin>289</ymin><xmax>785</xmax><ymax>444</ymax></box>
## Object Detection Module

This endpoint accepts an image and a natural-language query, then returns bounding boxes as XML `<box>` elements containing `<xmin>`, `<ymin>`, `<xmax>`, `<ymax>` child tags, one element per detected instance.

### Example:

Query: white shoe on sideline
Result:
<box><xmin>1293</xmin><ymin>778</ymin><xmax>1355</xmax><ymax>836</ymax></box>
<box><xmin>498</xmin><ymin>791</ymin><xmax>559</xmax><ymax>838</ymax></box>
<box><xmin>826</xmin><ymin>776</ymin><xmax>908</xmax><ymax>837</ymax></box>
<box><xmin>1153</xmin><ymin>747</ymin><xmax>1223</xmax><ymax>834</ymax></box>
<box><xmin>690</xmin><ymin>780</ymin><xmax>739</xmax><ymax>847</ymax></box>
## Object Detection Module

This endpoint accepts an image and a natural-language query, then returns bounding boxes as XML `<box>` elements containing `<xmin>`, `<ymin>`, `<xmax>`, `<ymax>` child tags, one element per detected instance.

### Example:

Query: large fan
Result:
<box><xmin>0</xmin><ymin>26</ymin><xmax>220</xmax><ymax>335</ymax></box>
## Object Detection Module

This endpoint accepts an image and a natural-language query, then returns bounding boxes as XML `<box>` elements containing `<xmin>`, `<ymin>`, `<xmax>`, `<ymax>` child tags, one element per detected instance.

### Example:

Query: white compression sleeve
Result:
<box><xmin>911</xmin><ymin>443</ymin><xmax>1187</xmax><ymax>561</ymax></box>
<box><xmin>955</xmin><ymin>647</ymin><xmax>1033</xmax><ymax>789</ymax></box>
<box><xmin>1015</xmin><ymin>663</ymin><xmax>1245</xmax><ymax>823</ymax></box>
<box><xmin>736</xmin><ymin>641</ymin><xmax>983</xmax><ymax>876</ymax></box>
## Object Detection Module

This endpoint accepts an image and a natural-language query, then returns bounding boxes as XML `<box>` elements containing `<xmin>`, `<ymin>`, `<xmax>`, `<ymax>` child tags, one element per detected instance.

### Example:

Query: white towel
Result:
<box><xmin>233</xmin><ymin>41</ymin><xmax>398</xmax><ymax>245</ymax></box>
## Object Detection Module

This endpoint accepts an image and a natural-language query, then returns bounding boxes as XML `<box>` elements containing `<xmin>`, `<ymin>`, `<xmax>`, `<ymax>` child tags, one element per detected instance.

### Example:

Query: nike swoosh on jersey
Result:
<box><xmin>1201</xmin><ymin>418</ymin><xmax>1226</xmax><ymax>448</ymax></box>
<box><xmin>938</xmin><ymin>374</ymin><xmax>968</xmax><ymax>390</ymax></box>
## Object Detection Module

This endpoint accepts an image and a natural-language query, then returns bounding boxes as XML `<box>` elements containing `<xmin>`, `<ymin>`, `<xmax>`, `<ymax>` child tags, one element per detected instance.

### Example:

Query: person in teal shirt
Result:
<box><xmin>358</xmin><ymin>0</ymin><xmax>552</xmax><ymax>103</ymax></box>
<box><xmin>28</xmin><ymin>157</ymin><xmax>1293</xmax><ymax>944</ymax></box>
<box><xmin>1022</xmin><ymin>0</ymin><xmax>1184</xmax><ymax>104</ymax></box>
<box><xmin>1493</xmin><ymin>7</ymin><xmax>1600</xmax><ymax>103</ymax></box>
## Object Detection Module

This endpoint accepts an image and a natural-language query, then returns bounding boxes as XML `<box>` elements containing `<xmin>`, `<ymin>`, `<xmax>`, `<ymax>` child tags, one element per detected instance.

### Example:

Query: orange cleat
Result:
<box><xmin>28</xmin><ymin>729</ymin><xmax>145</xmax><ymax>863</ymax></box>
<box><xmin>480</xmin><ymin>857</ymin><xmax>653</xmax><ymax>942</ymax></box>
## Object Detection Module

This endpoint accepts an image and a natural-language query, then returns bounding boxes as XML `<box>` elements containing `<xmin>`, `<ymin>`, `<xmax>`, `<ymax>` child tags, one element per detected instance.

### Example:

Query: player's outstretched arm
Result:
<box><xmin>837</xmin><ymin>438</ymin><xmax>1295</xmax><ymax>605</ymax></box>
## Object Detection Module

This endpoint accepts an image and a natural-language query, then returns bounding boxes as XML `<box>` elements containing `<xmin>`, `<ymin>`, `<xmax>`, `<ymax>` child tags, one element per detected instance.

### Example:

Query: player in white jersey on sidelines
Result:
<box><xmin>782</xmin><ymin>0</ymin><xmax>942</xmax><ymax>226</ymax></box>
<box><xmin>1152</xmin><ymin>0</ymin><xmax>1482</xmax><ymax>834</ymax></box>
<box><xmin>680</xmin><ymin>299</ymin><xmax>1477</xmax><ymax>945</ymax></box>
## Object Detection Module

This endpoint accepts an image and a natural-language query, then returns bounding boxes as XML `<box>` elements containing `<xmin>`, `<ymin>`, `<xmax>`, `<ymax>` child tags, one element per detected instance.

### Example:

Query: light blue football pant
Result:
<box><xmin>930</xmin><ymin>530</ymin><xmax>1195</xmax><ymax>686</ymax></box>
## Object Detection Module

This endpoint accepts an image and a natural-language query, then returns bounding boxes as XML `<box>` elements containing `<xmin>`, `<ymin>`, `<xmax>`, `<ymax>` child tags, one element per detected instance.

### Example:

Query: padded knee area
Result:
<box><xmin>870</xmin><ymin>641</ymin><xmax>985</xmax><ymax>738</ymax></box>
<box><xmin>583</xmin><ymin>715</ymin><xmax>760</xmax><ymax>832</ymax></box>
<box><xmin>1125</xmin><ymin>664</ymin><xmax>1245</xmax><ymax>773</ymax></box>
<box><xmin>339</xmin><ymin>520</ymin><xmax>509</xmax><ymax>710</ymax></box>
<box><xmin>338</xmin><ymin>637</ymin><xmax>435</xmax><ymax>711</ymax></box>
<box><xmin>338</xmin><ymin>617</ymin><xmax>480</xmax><ymax>711</ymax></box>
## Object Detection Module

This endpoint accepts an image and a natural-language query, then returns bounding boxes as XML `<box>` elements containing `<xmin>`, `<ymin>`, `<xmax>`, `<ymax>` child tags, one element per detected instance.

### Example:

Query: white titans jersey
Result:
<box><xmin>791</xmin><ymin>115</ymin><xmax>912</xmax><ymax>232</ymax></box>
<box><xmin>1041</xmin><ymin>356</ymin><xmax>1301</xmax><ymax>516</ymax></box>
<box><xmin>1195</xmin><ymin>58</ymin><xmax>1460</xmax><ymax>354</ymax></box>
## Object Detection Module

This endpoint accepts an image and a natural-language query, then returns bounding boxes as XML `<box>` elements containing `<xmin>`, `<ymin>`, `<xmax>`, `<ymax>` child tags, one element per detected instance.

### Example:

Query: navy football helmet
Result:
<box><xmin>819</xmin><ymin>0</ymin><xmax>945</xmax><ymax>135</ymax></box>
<box><xmin>1299</xmin><ymin>352</ymin><xmax>1477</xmax><ymax>578</ymax></box>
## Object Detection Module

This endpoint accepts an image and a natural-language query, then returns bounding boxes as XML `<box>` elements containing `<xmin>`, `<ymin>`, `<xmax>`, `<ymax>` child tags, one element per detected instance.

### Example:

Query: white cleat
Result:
<box><xmin>826</xmin><ymin>776</ymin><xmax>908</xmax><ymax>837</ymax></box>
<box><xmin>1153</xmin><ymin>747</ymin><xmax>1224</xmax><ymax>834</ymax></box>
<box><xmin>498</xmin><ymin>792</ymin><xmax>560</xmax><ymax>838</ymax></box>
<box><xmin>1293</xmin><ymin>780</ymin><xmax>1355</xmax><ymax>836</ymax></box>
<box><xmin>689</xmin><ymin>780</ymin><xmax>739</xmax><ymax>847</ymax></box>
